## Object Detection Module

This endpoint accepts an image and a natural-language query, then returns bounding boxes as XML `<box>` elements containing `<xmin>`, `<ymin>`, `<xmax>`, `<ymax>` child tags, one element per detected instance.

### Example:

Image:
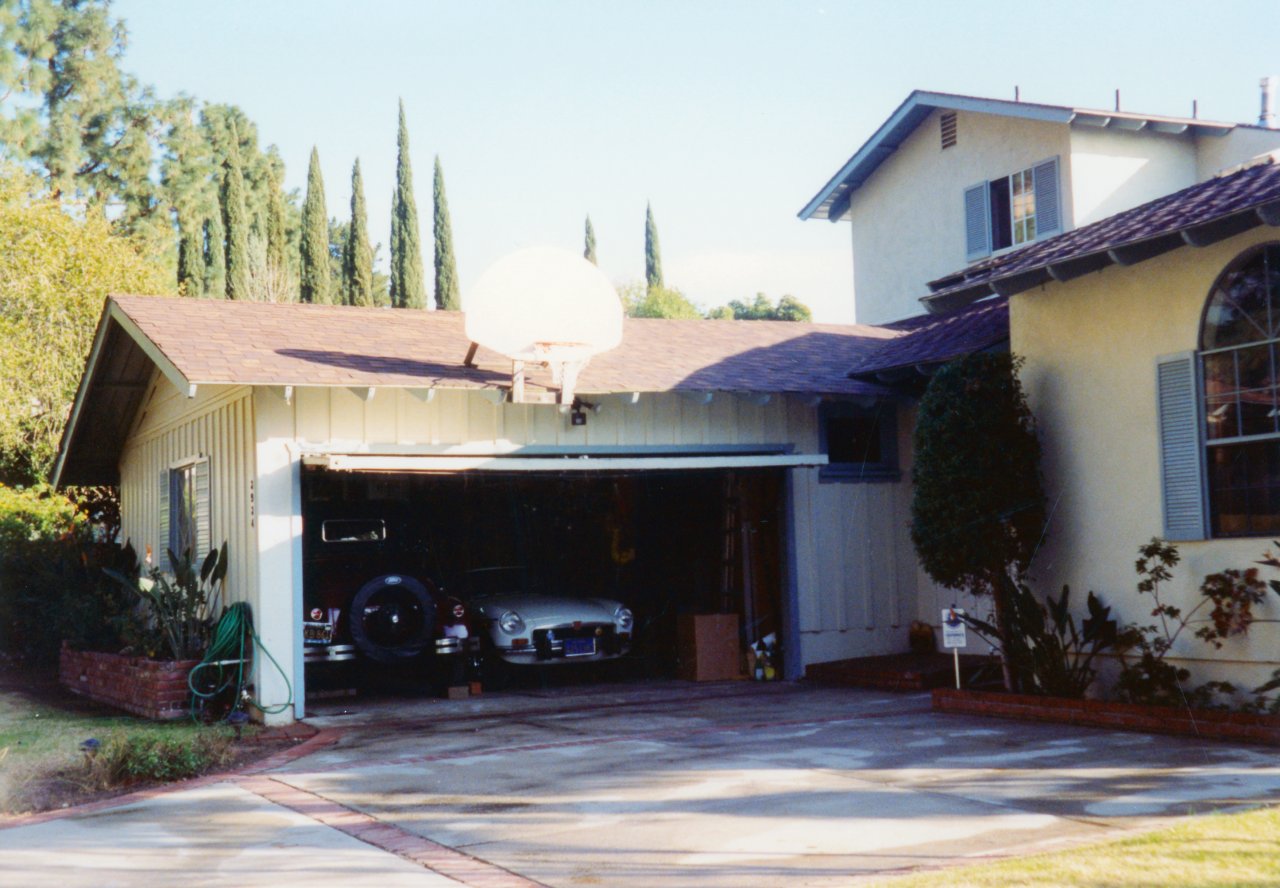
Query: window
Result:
<box><xmin>1199</xmin><ymin>244</ymin><xmax>1280</xmax><ymax>537</ymax></box>
<box><xmin>158</xmin><ymin>459</ymin><xmax>210</xmax><ymax>569</ymax></box>
<box><xmin>819</xmin><ymin>400</ymin><xmax>899</xmax><ymax>481</ymax></box>
<box><xmin>964</xmin><ymin>157</ymin><xmax>1061</xmax><ymax>260</ymax></box>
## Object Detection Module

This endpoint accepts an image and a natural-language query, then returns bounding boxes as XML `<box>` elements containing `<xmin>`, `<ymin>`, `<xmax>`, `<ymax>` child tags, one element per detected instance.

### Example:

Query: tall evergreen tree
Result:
<box><xmin>300</xmin><ymin>147</ymin><xmax>330</xmax><ymax>304</ymax></box>
<box><xmin>220</xmin><ymin>124</ymin><xmax>249</xmax><ymax>300</ymax></box>
<box><xmin>203</xmin><ymin>212</ymin><xmax>225</xmax><ymax>299</ymax></box>
<box><xmin>176</xmin><ymin>222</ymin><xmax>204</xmax><ymax>296</ymax></box>
<box><xmin>645</xmin><ymin>202</ymin><xmax>663</xmax><ymax>292</ymax></box>
<box><xmin>389</xmin><ymin>100</ymin><xmax>426</xmax><ymax>309</ymax></box>
<box><xmin>432</xmin><ymin>156</ymin><xmax>460</xmax><ymax>311</ymax></box>
<box><xmin>266</xmin><ymin>164</ymin><xmax>287</xmax><ymax>274</ymax></box>
<box><xmin>584</xmin><ymin>215</ymin><xmax>597</xmax><ymax>265</ymax></box>
<box><xmin>342</xmin><ymin>159</ymin><xmax>374</xmax><ymax>307</ymax></box>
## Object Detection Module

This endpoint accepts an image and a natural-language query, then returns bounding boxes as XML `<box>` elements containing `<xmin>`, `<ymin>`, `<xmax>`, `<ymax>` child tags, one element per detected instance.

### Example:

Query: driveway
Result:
<box><xmin>2</xmin><ymin>682</ymin><xmax>1279</xmax><ymax>886</ymax></box>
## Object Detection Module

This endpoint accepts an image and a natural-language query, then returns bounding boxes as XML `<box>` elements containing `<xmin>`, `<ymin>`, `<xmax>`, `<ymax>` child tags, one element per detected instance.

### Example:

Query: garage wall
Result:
<box><xmin>119</xmin><ymin>376</ymin><xmax>258</xmax><ymax>612</ymax></box>
<box><xmin>284</xmin><ymin>387</ymin><xmax>925</xmax><ymax>670</ymax></box>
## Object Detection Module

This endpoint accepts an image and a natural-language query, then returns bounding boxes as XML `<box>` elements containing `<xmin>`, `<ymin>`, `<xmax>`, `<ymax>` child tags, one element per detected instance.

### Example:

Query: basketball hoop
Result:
<box><xmin>465</xmin><ymin>248</ymin><xmax>623</xmax><ymax>405</ymax></box>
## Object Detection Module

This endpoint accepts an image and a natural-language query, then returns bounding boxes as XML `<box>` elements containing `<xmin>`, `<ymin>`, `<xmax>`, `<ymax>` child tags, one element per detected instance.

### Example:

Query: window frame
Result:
<box><xmin>965</xmin><ymin>157</ymin><xmax>1060</xmax><ymax>261</ymax></box>
<box><xmin>817</xmin><ymin>399</ymin><xmax>900</xmax><ymax>483</ymax></box>
<box><xmin>159</xmin><ymin>456</ymin><xmax>210</xmax><ymax>570</ymax></box>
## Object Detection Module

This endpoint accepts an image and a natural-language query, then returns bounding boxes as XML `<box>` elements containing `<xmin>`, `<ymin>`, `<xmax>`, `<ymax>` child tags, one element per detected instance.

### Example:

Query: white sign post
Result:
<box><xmin>941</xmin><ymin>608</ymin><xmax>966</xmax><ymax>689</ymax></box>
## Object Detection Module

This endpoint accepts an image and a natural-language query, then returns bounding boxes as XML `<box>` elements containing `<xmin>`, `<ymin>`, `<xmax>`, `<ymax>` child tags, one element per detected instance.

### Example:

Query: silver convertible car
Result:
<box><xmin>464</xmin><ymin>568</ymin><xmax>634</xmax><ymax>665</ymax></box>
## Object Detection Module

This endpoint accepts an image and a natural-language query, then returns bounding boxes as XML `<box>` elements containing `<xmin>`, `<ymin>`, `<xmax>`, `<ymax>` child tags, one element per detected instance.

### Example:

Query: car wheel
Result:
<box><xmin>347</xmin><ymin>575</ymin><xmax>437</xmax><ymax>664</ymax></box>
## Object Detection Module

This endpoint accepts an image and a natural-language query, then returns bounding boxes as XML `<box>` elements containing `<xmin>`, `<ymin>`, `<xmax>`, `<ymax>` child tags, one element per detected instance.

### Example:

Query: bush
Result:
<box><xmin>83</xmin><ymin>727</ymin><xmax>234</xmax><ymax>788</ymax></box>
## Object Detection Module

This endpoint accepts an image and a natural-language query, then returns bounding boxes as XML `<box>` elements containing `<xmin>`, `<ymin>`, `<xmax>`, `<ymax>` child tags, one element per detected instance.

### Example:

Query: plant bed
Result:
<box><xmin>58</xmin><ymin>644</ymin><xmax>200</xmax><ymax>721</ymax></box>
<box><xmin>932</xmin><ymin>687</ymin><xmax>1280</xmax><ymax>746</ymax></box>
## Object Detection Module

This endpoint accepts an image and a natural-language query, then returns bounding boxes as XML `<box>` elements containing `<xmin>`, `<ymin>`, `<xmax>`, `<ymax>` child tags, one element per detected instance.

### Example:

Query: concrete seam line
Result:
<box><xmin>237</xmin><ymin>774</ymin><xmax>548</xmax><ymax>888</ymax></box>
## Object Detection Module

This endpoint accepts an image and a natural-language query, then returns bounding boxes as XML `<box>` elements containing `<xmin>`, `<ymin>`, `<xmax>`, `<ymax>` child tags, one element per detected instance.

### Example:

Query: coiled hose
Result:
<box><xmin>187</xmin><ymin>602</ymin><xmax>293</xmax><ymax>721</ymax></box>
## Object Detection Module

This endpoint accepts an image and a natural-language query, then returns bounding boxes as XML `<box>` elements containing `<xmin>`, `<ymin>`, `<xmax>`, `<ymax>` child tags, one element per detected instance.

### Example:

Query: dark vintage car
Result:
<box><xmin>302</xmin><ymin>512</ymin><xmax>475</xmax><ymax>679</ymax></box>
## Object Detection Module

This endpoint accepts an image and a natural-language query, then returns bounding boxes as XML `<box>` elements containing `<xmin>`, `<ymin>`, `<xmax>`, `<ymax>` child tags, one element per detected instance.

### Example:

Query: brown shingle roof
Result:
<box><xmin>108</xmin><ymin>295</ymin><xmax>901</xmax><ymax>396</ymax></box>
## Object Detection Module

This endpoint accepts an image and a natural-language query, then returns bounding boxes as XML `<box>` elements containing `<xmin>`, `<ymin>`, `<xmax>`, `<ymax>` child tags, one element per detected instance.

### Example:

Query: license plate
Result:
<box><xmin>304</xmin><ymin>622</ymin><xmax>334</xmax><ymax>645</ymax></box>
<box><xmin>563</xmin><ymin>637</ymin><xmax>596</xmax><ymax>657</ymax></box>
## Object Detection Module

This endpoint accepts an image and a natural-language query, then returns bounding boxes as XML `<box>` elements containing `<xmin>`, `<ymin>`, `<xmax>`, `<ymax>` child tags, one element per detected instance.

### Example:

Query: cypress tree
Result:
<box><xmin>390</xmin><ymin>100</ymin><xmax>426</xmax><ymax>309</ymax></box>
<box><xmin>343</xmin><ymin>159</ymin><xmax>374</xmax><ymax>307</ymax></box>
<box><xmin>266</xmin><ymin>164</ymin><xmax>287</xmax><ymax>274</ymax></box>
<box><xmin>645</xmin><ymin>202</ymin><xmax>663</xmax><ymax>292</ymax></box>
<box><xmin>220</xmin><ymin>124</ymin><xmax>249</xmax><ymax>300</ymax></box>
<box><xmin>300</xmin><ymin>147</ymin><xmax>331</xmax><ymax>304</ymax></box>
<box><xmin>433</xmin><ymin>155</ymin><xmax>460</xmax><ymax>311</ymax></box>
<box><xmin>177</xmin><ymin>219</ymin><xmax>204</xmax><ymax>296</ymax></box>
<box><xmin>584</xmin><ymin>215</ymin><xmax>597</xmax><ymax>265</ymax></box>
<box><xmin>203</xmin><ymin>212</ymin><xmax>226</xmax><ymax>299</ymax></box>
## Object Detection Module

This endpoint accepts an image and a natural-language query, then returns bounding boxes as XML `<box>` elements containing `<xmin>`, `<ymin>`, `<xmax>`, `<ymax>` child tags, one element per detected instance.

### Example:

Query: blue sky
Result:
<box><xmin>112</xmin><ymin>0</ymin><xmax>1280</xmax><ymax>322</ymax></box>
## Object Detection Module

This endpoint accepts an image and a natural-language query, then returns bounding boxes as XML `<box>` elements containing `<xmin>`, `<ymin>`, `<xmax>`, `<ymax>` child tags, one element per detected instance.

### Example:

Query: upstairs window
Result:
<box><xmin>965</xmin><ymin>157</ymin><xmax>1061</xmax><ymax>260</ymax></box>
<box><xmin>819</xmin><ymin>400</ymin><xmax>899</xmax><ymax>482</ymax></box>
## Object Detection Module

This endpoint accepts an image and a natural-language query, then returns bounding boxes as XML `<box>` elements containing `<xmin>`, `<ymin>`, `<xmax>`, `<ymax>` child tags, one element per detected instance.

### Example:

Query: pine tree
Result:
<box><xmin>177</xmin><ymin>221</ymin><xmax>204</xmax><ymax>296</ymax></box>
<box><xmin>645</xmin><ymin>202</ymin><xmax>663</xmax><ymax>292</ymax></box>
<box><xmin>390</xmin><ymin>100</ymin><xmax>426</xmax><ymax>309</ymax></box>
<box><xmin>342</xmin><ymin>159</ymin><xmax>374</xmax><ymax>307</ymax></box>
<box><xmin>266</xmin><ymin>163</ymin><xmax>287</xmax><ymax>275</ymax></box>
<box><xmin>203</xmin><ymin>212</ymin><xmax>226</xmax><ymax>298</ymax></box>
<box><xmin>300</xmin><ymin>147</ymin><xmax>330</xmax><ymax>304</ymax></box>
<box><xmin>220</xmin><ymin>124</ymin><xmax>250</xmax><ymax>300</ymax></box>
<box><xmin>433</xmin><ymin>156</ymin><xmax>460</xmax><ymax>311</ymax></box>
<box><xmin>584</xmin><ymin>215</ymin><xmax>597</xmax><ymax>265</ymax></box>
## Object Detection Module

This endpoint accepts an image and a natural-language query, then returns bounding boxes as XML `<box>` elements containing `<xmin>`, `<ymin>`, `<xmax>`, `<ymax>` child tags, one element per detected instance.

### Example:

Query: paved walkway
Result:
<box><xmin>2</xmin><ymin>682</ymin><xmax>1279</xmax><ymax>886</ymax></box>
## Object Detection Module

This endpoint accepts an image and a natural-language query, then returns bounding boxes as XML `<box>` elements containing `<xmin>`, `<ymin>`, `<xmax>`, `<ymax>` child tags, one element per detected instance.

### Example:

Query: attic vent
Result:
<box><xmin>940</xmin><ymin>111</ymin><xmax>958</xmax><ymax>149</ymax></box>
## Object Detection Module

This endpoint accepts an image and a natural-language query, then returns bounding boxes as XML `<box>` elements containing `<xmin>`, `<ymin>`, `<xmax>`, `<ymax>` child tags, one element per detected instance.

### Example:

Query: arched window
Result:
<box><xmin>1200</xmin><ymin>244</ymin><xmax>1280</xmax><ymax>536</ymax></box>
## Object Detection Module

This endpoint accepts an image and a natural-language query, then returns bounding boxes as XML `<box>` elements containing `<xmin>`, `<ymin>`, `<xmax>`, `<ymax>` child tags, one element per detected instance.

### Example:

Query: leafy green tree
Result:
<box><xmin>265</xmin><ymin>164</ymin><xmax>287</xmax><ymax>275</ymax></box>
<box><xmin>584</xmin><ymin>214</ymin><xmax>597</xmax><ymax>265</ymax></box>
<box><xmin>619</xmin><ymin>281</ymin><xmax>701</xmax><ymax>319</ymax></box>
<box><xmin>0</xmin><ymin>167</ymin><xmax>168</xmax><ymax>484</ymax></box>
<box><xmin>202</xmin><ymin>211</ymin><xmax>225</xmax><ymax>298</ymax></box>
<box><xmin>390</xmin><ymin>100</ymin><xmax>426</xmax><ymax>309</ymax></box>
<box><xmin>300</xmin><ymin>147</ymin><xmax>330</xmax><ymax>304</ymax></box>
<box><xmin>709</xmin><ymin>293</ymin><xmax>813</xmax><ymax>322</ymax></box>
<box><xmin>176</xmin><ymin>224</ymin><xmax>204</xmax><ymax>296</ymax></box>
<box><xmin>432</xmin><ymin>155</ymin><xmax>460</xmax><ymax>311</ymax></box>
<box><xmin>220</xmin><ymin>124</ymin><xmax>249</xmax><ymax>300</ymax></box>
<box><xmin>342</xmin><ymin>159</ymin><xmax>373</xmax><ymax>306</ymax></box>
<box><xmin>645</xmin><ymin>202</ymin><xmax>663</xmax><ymax>292</ymax></box>
<box><xmin>910</xmin><ymin>352</ymin><xmax>1046</xmax><ymax>691</ymax></box>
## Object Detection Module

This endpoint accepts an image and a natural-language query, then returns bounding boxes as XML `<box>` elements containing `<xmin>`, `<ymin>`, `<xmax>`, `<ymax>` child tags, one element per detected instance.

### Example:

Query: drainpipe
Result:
<box><xmin>1261</xmin><ymin>75</ymin><xmax>1278</xmax><ymax>128</ymax></box>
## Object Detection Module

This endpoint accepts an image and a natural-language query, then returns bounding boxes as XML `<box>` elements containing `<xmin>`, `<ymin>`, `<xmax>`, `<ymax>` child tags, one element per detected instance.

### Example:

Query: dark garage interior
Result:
<box><xmin>300</xmin><ymin>464</ymin><xmax>786</xmax><ymax>696</ymax></box>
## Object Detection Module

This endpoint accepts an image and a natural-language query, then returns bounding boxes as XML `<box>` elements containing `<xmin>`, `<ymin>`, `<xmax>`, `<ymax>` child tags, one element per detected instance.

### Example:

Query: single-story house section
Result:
<box><xmin>54</xmin><ymin>296</ymin><xmax>996</xmax><ymax>723</ymax></box>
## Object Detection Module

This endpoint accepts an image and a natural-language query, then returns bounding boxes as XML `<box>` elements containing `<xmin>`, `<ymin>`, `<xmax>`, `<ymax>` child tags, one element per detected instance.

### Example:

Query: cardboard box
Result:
<box><xmin>677</xmin><ymin>613</ymin><xmax>742</xmax><ymax>681</ymax></box>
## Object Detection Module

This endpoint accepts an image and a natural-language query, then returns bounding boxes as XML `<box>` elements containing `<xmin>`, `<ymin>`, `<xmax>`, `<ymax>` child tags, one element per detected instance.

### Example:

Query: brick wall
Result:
<box><xmin>60</xmin><ymin>643</ymin><xmax>200</xmax><ymax>721</ymax></box>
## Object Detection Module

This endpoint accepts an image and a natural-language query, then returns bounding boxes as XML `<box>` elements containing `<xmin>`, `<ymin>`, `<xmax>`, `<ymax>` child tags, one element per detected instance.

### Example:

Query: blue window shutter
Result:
<box><xmin>1033</xmin><ymin>157</ymin><xmax>1062</xmax><ymax>237</ymax></box>
<box><xmin>964</xmin><ymin>182</ymin><xmax>991</xmax><ymax>261</ymax></box>
<box><xmin>158</xmin><ymin>469</ymin><xmax>170</xmax><ymax>571</ymax></box>
<box><xmin>195</xmin><ymin>459</ymin><xmax>211</xmax><ymax>559</ymax></box>
<box><xmin>1156</xmin><ymin>353</ymin><xmax>1207</xmax><ymax>541</ymax></box>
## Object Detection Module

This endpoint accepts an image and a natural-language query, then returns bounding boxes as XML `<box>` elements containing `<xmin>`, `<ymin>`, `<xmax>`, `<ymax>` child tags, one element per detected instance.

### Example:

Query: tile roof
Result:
<box><xmin>923</xmin><ymin>153</ymin><xmax>1280</xmax><ymax>312</ymax></box>
<box><xmin>106</xmin><ymin>295</ymin><xmax>903</xmax><ymax>397</ymax></box>
<box><xmin>847</xmin><ymin>296</ymin><xmax>1009</xmax><ymax>380</ymax></box>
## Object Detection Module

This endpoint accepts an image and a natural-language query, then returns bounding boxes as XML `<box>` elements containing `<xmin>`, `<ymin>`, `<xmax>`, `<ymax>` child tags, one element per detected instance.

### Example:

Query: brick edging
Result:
<box><xmin>932</xmin><ymin>688</ymin><xmax>1280</xmax><ymax>745</ymax></box>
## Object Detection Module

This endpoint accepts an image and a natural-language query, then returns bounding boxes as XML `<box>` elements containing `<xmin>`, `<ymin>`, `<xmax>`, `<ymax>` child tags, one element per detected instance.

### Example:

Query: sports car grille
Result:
<box><xmin>532</xmin><ymin>624</ymin><xmax>622</xmax><ymax>660</ymax></box>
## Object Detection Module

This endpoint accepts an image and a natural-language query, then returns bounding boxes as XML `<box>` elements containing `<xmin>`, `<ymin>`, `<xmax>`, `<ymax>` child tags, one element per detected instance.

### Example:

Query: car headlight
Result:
<box><xmin>614</xmin><ymin>606</ymin><xmax>634</xmax><ymax>632</ymax></box>
<box><xmin>498</xmin><ymin>610</ymin><xmax>525</xmax><ymax>635</ymax></box>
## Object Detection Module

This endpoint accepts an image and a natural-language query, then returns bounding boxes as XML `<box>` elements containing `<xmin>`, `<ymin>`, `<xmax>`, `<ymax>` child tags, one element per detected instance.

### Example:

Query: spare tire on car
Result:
<box><xmin>347</xmin><ymin>574</ymin><xmax>437</xmax><ymax>664</ymax></box>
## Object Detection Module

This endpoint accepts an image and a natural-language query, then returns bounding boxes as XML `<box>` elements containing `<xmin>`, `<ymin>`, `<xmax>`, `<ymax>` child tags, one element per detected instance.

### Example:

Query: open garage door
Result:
<box><xmin>300</xmin><ymin>455</ymin><xmax>801</xmax><ymax>696</ymax></box>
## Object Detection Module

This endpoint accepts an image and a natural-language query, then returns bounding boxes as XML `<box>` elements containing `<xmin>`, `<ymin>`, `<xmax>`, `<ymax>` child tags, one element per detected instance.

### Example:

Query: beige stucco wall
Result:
<box><xmin>1068</xmin><ymin>127</ymin><xmax>1195</xmax><ymax>226</ymax></box>
<box><xmin>1012</xmin><ymin>226</ymin><xmax>1280</xmax><ymax>691</ymax></box>
<box><xmin>847</xmin><ymin>110</ymin><xmax>1073</xmax><ymax>325</ymax></box>
<box><xmin>1195</xmin><ymin>127</ymin><xmax>1280</xmax><ymax>179</ymax></box>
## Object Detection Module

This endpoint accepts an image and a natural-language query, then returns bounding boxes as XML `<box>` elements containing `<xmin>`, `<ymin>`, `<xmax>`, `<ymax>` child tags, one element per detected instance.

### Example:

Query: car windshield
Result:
<box><xmin>459</xmin><ymin>566</ymin><xmax>537</xmax><ymax>600</ymax></box>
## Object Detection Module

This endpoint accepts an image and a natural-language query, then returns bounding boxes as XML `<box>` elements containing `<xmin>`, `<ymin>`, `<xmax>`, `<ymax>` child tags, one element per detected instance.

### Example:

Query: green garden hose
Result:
<box><xmin>188</xmin><ymin>602</ymin><xmax>293</xmax><ymax>720</ymax></box>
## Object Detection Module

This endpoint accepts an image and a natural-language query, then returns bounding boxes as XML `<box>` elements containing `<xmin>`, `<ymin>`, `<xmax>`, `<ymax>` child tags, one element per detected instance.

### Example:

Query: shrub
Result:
<box><xmin>83</xmin><ymin>727</ymin><xmax>234</xmax><ymax>788</ymax></box>
<box><xmin>106</xmin><ymin>544</ymin><xmax>228</xmax><ymax>660</ymax></box>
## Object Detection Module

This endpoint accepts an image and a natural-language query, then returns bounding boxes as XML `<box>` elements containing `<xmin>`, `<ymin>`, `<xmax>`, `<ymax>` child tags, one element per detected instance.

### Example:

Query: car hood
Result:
<box><xmin>472</xmin><ymin>594</ymin><xmax>622</xmax><ymax>626</ymax></box>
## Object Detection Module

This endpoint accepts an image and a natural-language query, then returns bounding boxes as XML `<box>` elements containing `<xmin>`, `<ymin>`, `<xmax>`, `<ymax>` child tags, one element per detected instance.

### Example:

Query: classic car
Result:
<box><xmin>463</xmin><ymin>567</ymin><xmax>634</xmax><ymax>665</ymax></box>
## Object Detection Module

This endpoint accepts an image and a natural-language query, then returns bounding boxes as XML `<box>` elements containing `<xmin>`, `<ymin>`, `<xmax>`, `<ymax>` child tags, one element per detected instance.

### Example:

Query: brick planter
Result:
<box><xmin>933</xmin><ymin>687</ymin><xmax>1280</xmax><ymax>746</ymax></box>
<box><xmin>59</xmin><ymin>643</ymin><xmax>200</xmax><ymax>721</ymax></box>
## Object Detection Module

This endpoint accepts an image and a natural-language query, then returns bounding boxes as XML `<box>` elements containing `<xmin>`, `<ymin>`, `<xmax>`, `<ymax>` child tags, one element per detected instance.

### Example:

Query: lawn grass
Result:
<box><xmin>877</xmin><ymin>804</ymin><xmax>1280</xmax><ymax>887</ymax></box>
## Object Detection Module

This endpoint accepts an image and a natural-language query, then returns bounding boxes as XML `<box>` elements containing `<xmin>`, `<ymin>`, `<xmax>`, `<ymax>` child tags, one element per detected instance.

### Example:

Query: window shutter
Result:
<box><xmin>1156</xmin><ymin>353</ymin><xmax>1207</xmax><ymax>541</ymax></box>
<box><xmin>158</xmin><ymin>469</ymin><xmax>170</xmax><ymax>571</ymax></box>
<box><xmin>1033</xmin><ymin>157</ymin><xmax>1062</xmax><ymax>237</ymax></box>
<box><xmin>964</xmin><ymin>182</ymin><xmax>991</xmax><ymax>261</ymax></box>
<box><xmin>195</xmin><ymin>459</ymin><xmax>211</xmax><ymax>560</ymax></box>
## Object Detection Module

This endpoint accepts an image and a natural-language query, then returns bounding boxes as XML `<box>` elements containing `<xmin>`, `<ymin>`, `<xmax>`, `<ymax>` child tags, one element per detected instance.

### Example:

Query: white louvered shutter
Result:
<box><xmin>1033</xmin><ymin>157</ymin><xmax>1062</xmax><ymax>237</ymax></box>
<box><xmin>195</xmin><ymin>459</ymin><xmax>211</xmax><ymax>560</ymax></box>
<box><xmin>1156</xmin><ymin>353</ymin><xmax>1207</xmax><ymax>541</ymax></box>
<box><xmin>158</xmin><ymin>469</ymin><xmax>170</xmax><ymax>571</ymax></box>
<box><xmin>964</xmin><ymin>183</ymin><xmax>991</xmax><ymax>261</ymax></box>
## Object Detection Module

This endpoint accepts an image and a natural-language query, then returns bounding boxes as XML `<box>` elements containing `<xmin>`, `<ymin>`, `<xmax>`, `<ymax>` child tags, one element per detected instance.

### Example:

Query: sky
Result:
<box><xmin>110</xmin><ymin>0</ymin><xmax>1280</xmax><ymax>323</ymax></box>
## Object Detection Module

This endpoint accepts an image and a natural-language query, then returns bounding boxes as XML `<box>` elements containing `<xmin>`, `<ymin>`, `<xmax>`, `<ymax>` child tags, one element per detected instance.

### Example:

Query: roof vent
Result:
<box><xmin>1261</xmin><ymin>76</ymin><xmax>1278</xmax><ymax>128</ymax></box>
<box><xmin>940</xmin><ymin>111</ymin><xmax>957</xmax><ymax>149</ymax></box>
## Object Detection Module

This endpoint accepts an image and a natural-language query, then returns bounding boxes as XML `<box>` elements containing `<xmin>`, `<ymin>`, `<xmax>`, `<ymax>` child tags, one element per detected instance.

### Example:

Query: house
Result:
<box><xmin>803</xmin><ymin>85</ymin><xmax>1280</xmax><ymax>692</ymax></box>
<box><xmin>53</xmin><ymin>296</ymin><xmax>987</xmax><ymax>723</ymax></box>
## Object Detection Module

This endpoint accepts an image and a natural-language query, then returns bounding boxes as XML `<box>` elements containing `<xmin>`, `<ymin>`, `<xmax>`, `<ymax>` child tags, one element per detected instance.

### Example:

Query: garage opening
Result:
<box><xmin>300</xmin><ymin>464</ymin><xmax>787</xmax><ymax>696</ymax></box>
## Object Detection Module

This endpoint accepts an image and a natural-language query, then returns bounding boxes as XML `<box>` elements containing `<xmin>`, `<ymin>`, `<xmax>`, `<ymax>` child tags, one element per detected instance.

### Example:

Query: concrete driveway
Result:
<box><xmin>2</xmin><ymin>682</ymin><xmax>1279</xmax><ymax>886</ymax></box>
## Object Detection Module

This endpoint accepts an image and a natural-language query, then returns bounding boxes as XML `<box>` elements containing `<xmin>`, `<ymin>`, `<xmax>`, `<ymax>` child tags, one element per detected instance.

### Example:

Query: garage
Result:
<box><xmin>298</xmin><ymin>456</ymin><xmax>800</xmax><ymax>695</ymax></box>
